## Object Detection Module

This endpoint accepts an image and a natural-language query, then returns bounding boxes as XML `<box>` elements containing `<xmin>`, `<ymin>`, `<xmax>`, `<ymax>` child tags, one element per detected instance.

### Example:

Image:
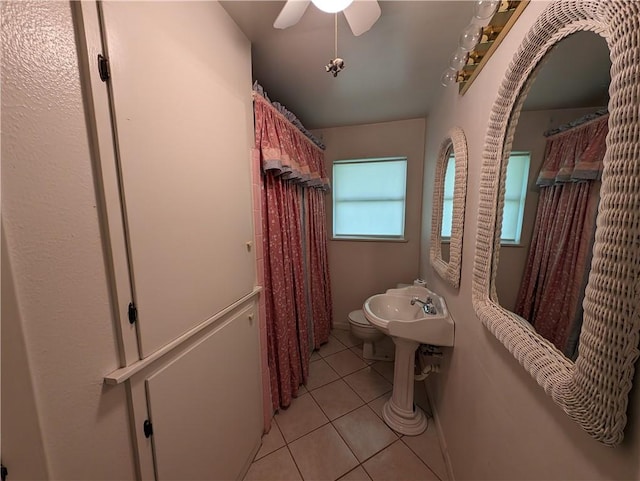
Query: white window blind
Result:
<box><xmin>441</xmin><ymin>154</ymin><xmax>456</xmax><ymax>238</ymax></box>
<box><xmin>333</xmin><ymin>158</ymin><xmax>407</xmax><ymax>239</ymax></box>
<box><xmin>502</xmin><ymin>152</ymin><xmax>531</xmax><ymax>244</ymax></box>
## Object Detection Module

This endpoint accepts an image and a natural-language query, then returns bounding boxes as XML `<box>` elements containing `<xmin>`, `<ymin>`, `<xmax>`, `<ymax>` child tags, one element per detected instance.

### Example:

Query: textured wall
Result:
<box><xmin>1</xmin><ymin>1</ymin><xmax>136</xmax><ymax>479</ymax></box>
<box><xmin>420</xmin><ymin>2</ymin><xmax>640</xmax><ymax>479</ymax></box>
<box><xmin>316</xmin><ymin>118</ymin><xmax>426</xmax><ymax>328</ymax></box>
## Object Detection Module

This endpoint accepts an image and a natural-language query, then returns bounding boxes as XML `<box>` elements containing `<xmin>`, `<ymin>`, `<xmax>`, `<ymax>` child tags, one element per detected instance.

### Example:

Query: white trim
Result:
<box><xmin>424</xmin><ymin>383</ymin><xmax>455</xmax><ymax>481</ymax></box>
<box><xmin>104</xmin><ymin>288</ymin><xmax>262</xmax><ymax>384</ymax></box>
<box><xmin>430</xmin><ymin>127</ymin><xmax>468</xmax><ymax>289</ymax></box>
<box><xmin>74</xmin><ymin>1</ymin><xmax>140</xmax><ymax>366</ymax></box>
<box><xmin>126</xmin><ymin>301</ymin><xmax>261</xmax><ymax>480</ymax></box>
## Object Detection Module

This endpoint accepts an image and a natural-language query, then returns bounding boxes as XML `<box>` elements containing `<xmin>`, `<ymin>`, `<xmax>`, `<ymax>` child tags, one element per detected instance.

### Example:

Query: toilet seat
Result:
<box><xmin>348</xmin><ymin>309</ymin><xmax>394</xmax><ymax>362</ymax></box>
<box><xmin>348</xmin><ymin>309</ymin><xmax>371</xmax><ymax>327</ymax></box>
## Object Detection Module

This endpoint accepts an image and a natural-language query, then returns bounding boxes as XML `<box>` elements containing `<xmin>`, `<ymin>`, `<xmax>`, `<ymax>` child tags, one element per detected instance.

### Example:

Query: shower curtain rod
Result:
<box><xmin>252</xmin><ymin>81</ymin><xmax>325</xmax><ymax>150</ymax></box>
<box><xmin>544</xmin><ymin>107</ymin><xmax>608</xmax><ymax>138</ymax></box>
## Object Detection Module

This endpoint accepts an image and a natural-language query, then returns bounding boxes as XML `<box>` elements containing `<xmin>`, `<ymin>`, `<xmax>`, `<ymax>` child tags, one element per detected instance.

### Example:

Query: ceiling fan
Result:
<box><xmin>274</xmin><ymin>0</ymin><xmax>382</xmax><ymax>36</ymax></box>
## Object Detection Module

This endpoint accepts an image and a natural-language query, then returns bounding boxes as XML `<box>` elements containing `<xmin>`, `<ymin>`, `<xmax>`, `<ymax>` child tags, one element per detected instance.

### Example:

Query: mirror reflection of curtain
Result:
<box><xmin>253</xmin><ymin>90</ymin><xmax>333</xmax><ymax>410</ymax></box>
<box><xmin>514</xmin><ymin>113</ymin><xmax>608</xmax><ymax>355</ymax></box>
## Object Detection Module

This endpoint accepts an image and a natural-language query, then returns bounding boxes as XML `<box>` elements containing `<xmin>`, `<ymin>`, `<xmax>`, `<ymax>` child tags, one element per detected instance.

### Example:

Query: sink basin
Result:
<box><xmin>363</xmin><ymin>286</ymin><xmax>454</xmax><ymax>346</ymax></box>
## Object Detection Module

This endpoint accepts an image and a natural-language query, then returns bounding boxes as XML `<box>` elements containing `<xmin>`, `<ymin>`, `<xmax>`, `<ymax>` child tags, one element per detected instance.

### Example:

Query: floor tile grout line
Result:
<box><xmin>308</xmin><ymin>367</ymin><xmax>383</xmax><ymax>407</ymax></box>
<box><xmin>285</xmin><ymin>396</ymin><xmax>393</xmax><ymax>478</ymax></box>
<box><xmin>307</xmin><ymin>359</ymin><xmax>389</xmax><ymax>395</ymax></box>
<box><xmin>284</xmin><ymin>443</ymin><xmax>306</xmax><ymax>481</ymax></box>
<box><xmin>317</xmin><ymin>353</ymin><xmax>401</xmax><ymax>472</ymax></box>
<box><xmin>254</xmin><ymin>329</ymin><xmax>445</xmax><ymax>481</ymax></box>
<box><xmin>330</xmin><ymin>404</ymin><xmax>401</xmax><ymax>466</ymax></box>
<box><xmin>289</xmin><ymin>350</ymin><xmax>397</xmax><ymax>480</ymax></box>
<box><xmin>307</xmin><ymin>381</ymin><xmax>366</xmax><ymax>422</ymax></box>
<box><xmin>281</xmin><ymin>384</ymin><xmax>391</xmax><ymax>446</ymax></box>
<box><xmin>399</xmin><ymin>434</ymin><xmax>444</xmax><ymax>481</ymax></box>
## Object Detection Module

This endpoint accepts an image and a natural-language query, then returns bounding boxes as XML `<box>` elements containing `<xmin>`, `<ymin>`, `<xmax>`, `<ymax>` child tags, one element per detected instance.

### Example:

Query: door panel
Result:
<box><xmin>145</xmin><ymin>305</ymin><xmax>262</xmax><ymax>480</ymax></box>
<box><xmin>100</xmin><ymin>1</ymin><xmax>255</xmax><ymax>356</ymax></box>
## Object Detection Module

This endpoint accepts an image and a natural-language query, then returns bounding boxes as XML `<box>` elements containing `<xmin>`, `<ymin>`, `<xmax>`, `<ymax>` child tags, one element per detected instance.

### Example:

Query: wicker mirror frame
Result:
<box><xmin>430</xmin><ymin>127</ymin><xmax>468</xmax><ymax>289</ymax></box>
<box><xmin>472</xmin><ymin>1</ymin><xmax>640</xmax><ymax>445</ymax></box>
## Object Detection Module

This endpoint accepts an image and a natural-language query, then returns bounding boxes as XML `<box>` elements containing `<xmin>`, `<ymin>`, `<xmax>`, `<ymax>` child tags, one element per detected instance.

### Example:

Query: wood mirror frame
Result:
<box><xmin>472</xmin><ymin>0</ymin><xmax>640</xmax><ymax>445</ymax></box>
<box><xmin>430</xmin><ymin>127</ymin><xmax>468</xmax><ymax>289</ymax></box>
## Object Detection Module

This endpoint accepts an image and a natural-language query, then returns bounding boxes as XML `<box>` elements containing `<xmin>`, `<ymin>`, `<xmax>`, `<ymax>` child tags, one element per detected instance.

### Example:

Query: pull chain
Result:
<box><xmin>325</xmin><ymin>12</ymin><xmax>345</xmax><ymax>77</ymax></box>
<box><xmin>335</xmin><ymin>13</ymin><xmax>338</xmax><ymax>59</ymax></box>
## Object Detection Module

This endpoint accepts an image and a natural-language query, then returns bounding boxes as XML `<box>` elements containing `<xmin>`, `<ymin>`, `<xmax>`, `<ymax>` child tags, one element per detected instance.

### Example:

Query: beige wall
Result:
<box><xmin>315</xmin><ymin>119</ymin><xmax>426</xmax><ymax>327</ymax></box>
<box><xmin>420</xmin><ymin>2</ymin><xmax>640</xmax><ymax>479</ymax></box>
<box><xmin>1</xmin><ymin>1</ymin><xmax>137</xmax><ymax>479</ymax></box>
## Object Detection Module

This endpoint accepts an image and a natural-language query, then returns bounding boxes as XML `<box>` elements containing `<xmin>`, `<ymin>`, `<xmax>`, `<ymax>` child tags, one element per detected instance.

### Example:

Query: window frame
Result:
<box><xmin>440</xmin><ymin>152</ymin><xmax>456</xmax><ymax>241</ymax></box>
<box><xmin>500</xmin><ymin>151</ymin><xmax>531</xmax><ymax>245</ymax></box>
<box><xmin>332</xmin><ymin>157</ymin><xmax>408</xmax><ymax>241</ymax></box>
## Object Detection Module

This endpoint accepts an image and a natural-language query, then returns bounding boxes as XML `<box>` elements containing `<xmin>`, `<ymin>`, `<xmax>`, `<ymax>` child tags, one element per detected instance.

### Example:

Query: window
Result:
<box><xmin>501</xmin><ymin>151</ymin><xmax>530</xmax><ymax>244</ymax></box>
<box><xmin>333</xmin><ymin>157</ymin><xmax>407</xmax><ymax>239</ymax></box>
<box><xmin>440</xmin><ymin>151</ymin><xmax>530</xmax><ymax>244</ymax></box>
<box><xmin>441</xmin><ymin>153</ymin><xmax>456</xmax><ymax>239</ymax></box>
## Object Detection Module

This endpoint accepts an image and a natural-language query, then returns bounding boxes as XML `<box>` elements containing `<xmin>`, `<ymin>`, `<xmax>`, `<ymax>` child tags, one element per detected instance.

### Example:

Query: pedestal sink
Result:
<box><xmin>363</xmin><ymin>286</ymin><xmax>454</xmax><ymax>435</ymax></box>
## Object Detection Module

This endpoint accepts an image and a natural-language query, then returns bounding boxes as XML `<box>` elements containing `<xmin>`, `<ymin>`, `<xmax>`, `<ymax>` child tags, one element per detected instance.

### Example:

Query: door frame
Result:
<box><xmin>73</xmin><ymin>0</ymin><xmax>140</xmax><ymax>366</ymax></box>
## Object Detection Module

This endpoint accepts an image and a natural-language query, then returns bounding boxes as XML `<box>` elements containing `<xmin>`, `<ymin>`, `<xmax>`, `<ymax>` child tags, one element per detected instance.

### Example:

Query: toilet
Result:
<box><xmin>348</xmin><ymin>309</ymin><xmax>395</xmax><ymax>361</ymax></box>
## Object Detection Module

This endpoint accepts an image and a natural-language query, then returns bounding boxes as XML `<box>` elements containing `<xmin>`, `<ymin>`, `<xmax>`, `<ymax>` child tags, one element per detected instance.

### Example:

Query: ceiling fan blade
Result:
<box><xmin>343</xmin><ymin>0</ymin><xmax>381</xmax><ymax>36</ymax></box>
<box><xmin>273</xmin><ymin>0</ymin><xmax>311</xmax><ymax>29</ymax></box>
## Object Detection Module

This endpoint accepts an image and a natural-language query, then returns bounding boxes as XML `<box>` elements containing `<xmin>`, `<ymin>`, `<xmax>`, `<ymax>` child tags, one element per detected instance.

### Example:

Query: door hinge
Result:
<box><xmin>143</xmin><ymin>419</ymin><xmax>154</xmax><ymax>438</ymax></box>
<box><xmin>128</xmin><ymin>302</ymin><xmax>138</xmax><ymax>324</ymax></box>
<box><xmin>98</xmin><ymin>54</ymin><xmax>111</xmax><ymax>82</ymax></box>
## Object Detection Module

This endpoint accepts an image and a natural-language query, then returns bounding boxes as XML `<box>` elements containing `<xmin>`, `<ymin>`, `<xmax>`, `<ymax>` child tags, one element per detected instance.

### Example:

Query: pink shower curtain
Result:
<box><xmin>254</xmin><ymin>93</ymin><xmax>332</xmax><ymax>410</ymax></box>
<box><xmin>307</xmin><ymin>188</ymin><xmax>332</xmax><ymax>346</ymax></box>
<box><xmin>514</xmin><ymin>115</ymin><xmax>607</xmax><ymax>352</ymax></box>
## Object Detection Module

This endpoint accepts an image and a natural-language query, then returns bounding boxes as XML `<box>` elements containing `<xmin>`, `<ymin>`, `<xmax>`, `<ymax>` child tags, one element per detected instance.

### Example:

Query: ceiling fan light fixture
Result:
<box><xmin>311</xmin><ymin>0</ymin><xmax>354</xmax><ymax>14</ymax></box>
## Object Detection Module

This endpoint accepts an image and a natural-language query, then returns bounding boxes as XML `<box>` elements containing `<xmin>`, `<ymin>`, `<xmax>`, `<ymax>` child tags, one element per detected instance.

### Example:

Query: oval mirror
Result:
<box><xmin>430</xmin><ymin>127</ymin><xmax>468</xmax><ymax>288</ymax></box>
<box><xmin>473</xmin><ymin>1</ymin><xmax>640</xmax><ymax>446</ymax></box>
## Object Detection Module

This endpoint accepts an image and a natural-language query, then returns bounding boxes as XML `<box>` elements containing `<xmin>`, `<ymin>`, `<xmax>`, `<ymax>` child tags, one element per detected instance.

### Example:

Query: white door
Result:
<box><xmin>99</xmin><ymin>1</ymin><xmax>255</xmax><ymax>357</ymax></box>
<box><xmin>145</xmin><ymin>304</ymin><xmax>262</xmax><ymax>481</ymax></box>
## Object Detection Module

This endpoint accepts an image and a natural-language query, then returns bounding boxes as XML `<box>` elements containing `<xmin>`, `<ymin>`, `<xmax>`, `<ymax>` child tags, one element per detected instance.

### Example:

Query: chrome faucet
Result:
<box><xmin>410</xmin><ymin>296</ymin><xmax>437</xmax><ymax>315</ymax></box>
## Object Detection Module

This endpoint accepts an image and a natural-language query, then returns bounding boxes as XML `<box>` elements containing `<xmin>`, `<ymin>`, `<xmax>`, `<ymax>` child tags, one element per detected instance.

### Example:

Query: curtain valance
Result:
<box><xmin>253</xmin><ymin>93</ymin><xmax>330</xmax><ymax>190</ymax></box>
<box><xmin>536</xmin><ymin>114</ymin><xmax>608</xmax><ymax>186</ymax></box>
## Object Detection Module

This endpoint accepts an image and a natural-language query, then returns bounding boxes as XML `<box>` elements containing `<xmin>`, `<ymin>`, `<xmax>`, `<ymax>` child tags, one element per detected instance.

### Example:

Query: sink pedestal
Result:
<box><xmin>382</xmin><ymin>337</ymin><xmax>428</xmax><ymax>436</ymax></box>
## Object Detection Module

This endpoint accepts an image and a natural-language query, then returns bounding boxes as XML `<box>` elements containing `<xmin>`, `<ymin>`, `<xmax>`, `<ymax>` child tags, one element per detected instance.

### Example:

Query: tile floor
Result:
<box><xmin>243</xmin><ymin>329</ymin><xmax>449</xmax><ymax>481</ymax></box>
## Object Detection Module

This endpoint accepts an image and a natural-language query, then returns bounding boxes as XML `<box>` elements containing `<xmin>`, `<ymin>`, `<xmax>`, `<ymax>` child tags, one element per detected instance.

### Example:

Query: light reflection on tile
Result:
<box><xmin>333</xmin><ymin>405</ymin><xmax>398</xmax><ymax>462</ymax></box>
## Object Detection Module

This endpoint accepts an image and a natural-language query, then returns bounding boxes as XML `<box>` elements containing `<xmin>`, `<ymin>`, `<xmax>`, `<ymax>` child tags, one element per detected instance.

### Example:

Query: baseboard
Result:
<box><xmin>238</xmin><ymin>430</ymin><xmax>262</xmax><ymax>481</ymax></box>
<box><xmin>332</xmin><ymin>321</ymin><xmax>350</xmax><ymax>330</ymax></box>
<box><xmin>424</xmin><ymin>383</ymin><xmax>455</xmax><ymax>481</ymax></box>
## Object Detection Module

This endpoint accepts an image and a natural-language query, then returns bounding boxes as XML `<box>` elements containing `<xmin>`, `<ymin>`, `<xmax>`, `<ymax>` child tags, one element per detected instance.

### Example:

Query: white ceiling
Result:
<box><xmin>221</xmin><ymin>1</ymin><xmax>611</xmax><ymax>129</ymax></box>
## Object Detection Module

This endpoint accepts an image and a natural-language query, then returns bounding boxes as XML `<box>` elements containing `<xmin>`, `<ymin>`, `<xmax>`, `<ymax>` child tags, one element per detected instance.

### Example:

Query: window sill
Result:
<box><xmin>500</xmin><ymin>241</ymin><xmax>526</xmax><ymax>247</ymax></box>
<box><xmin>331</xmin><ymin>236</ymin><xmax>408</xmax><ymax>243</ymax></box>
